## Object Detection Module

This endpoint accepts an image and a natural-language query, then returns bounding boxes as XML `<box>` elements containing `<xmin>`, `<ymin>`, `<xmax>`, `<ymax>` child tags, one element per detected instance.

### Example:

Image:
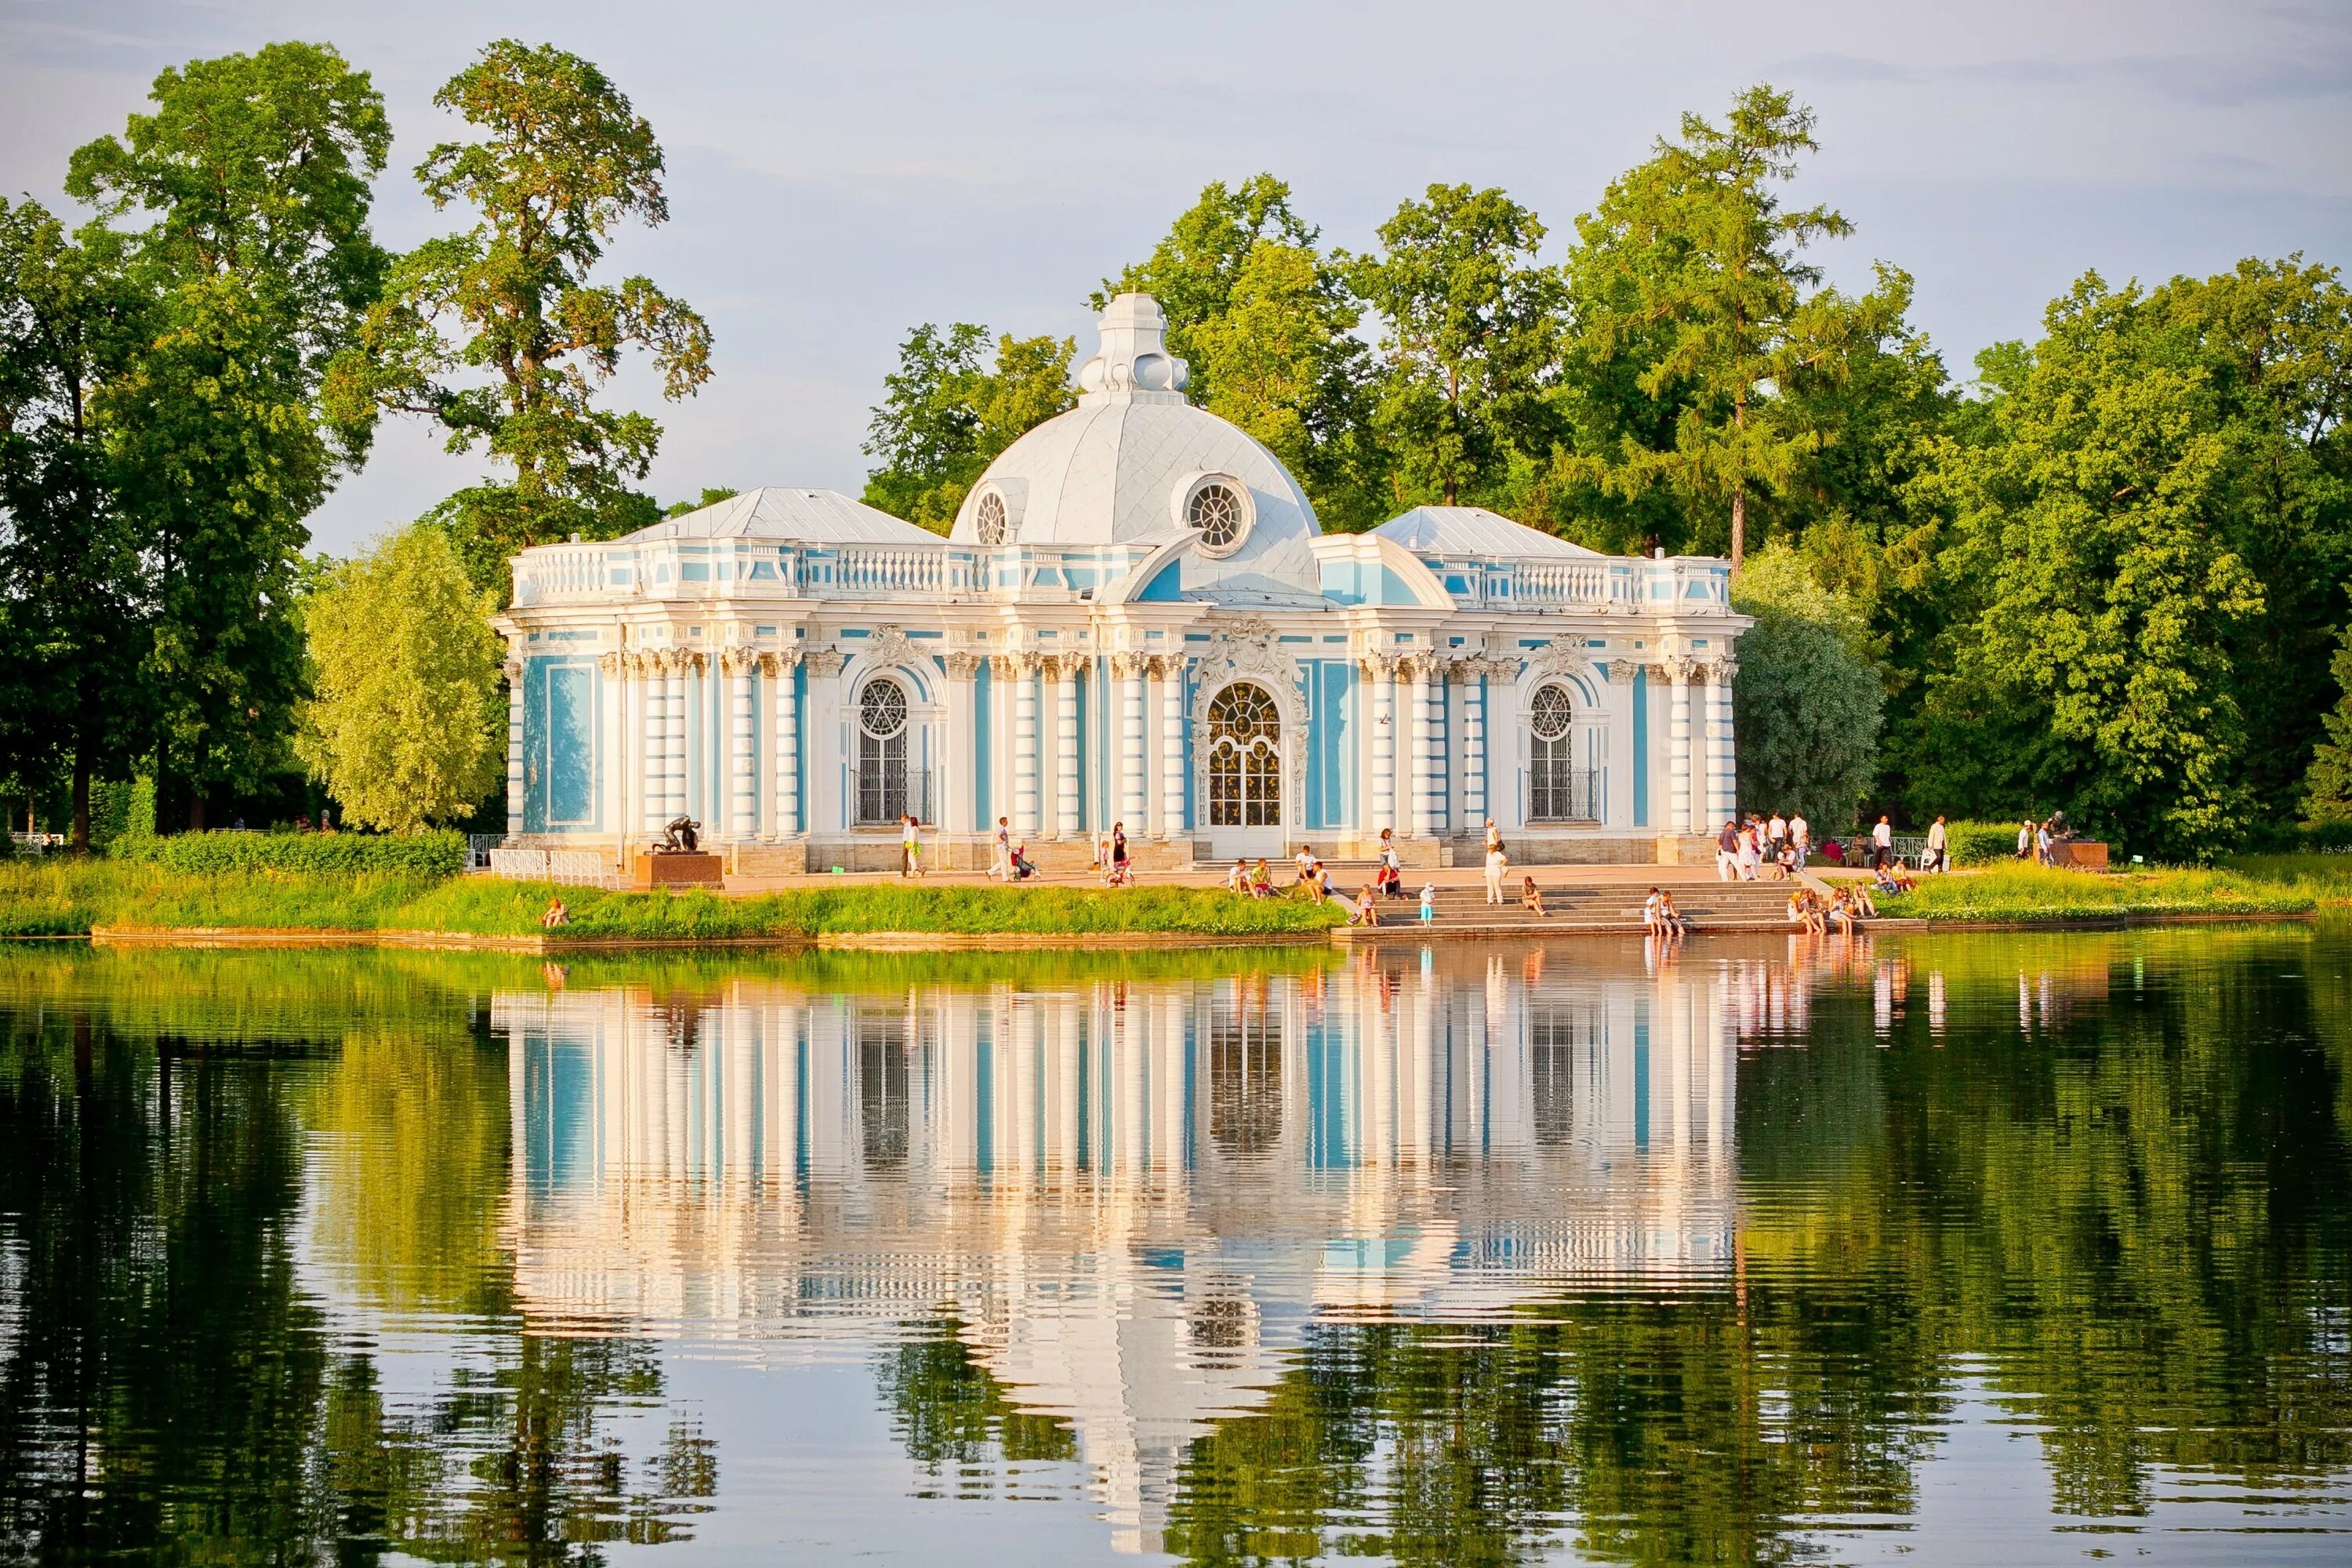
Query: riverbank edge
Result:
<box><xmin>38</xmin><ymin>905</ymin><xmax>2319</xmax><ymax>953</ymax></box>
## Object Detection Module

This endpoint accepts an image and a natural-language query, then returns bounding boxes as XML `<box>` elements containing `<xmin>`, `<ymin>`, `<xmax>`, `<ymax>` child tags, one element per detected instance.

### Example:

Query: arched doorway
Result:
<box><xmin>1205</xmin><ymin>681</ymin><xmax>1284</xmax><ymax>860</ymax></box>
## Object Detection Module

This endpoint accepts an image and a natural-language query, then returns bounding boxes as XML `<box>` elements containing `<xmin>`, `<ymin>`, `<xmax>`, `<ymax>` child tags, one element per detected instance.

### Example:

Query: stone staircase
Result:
<box><xmin>1337</xmin><ymin>876</ymin><xmax>1806</xmax><ymax>938</ymax></box>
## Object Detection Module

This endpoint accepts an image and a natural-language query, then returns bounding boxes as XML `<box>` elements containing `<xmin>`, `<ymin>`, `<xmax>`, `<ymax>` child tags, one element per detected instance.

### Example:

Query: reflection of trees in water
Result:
<box><xmin>868</xmin><ymin>940</ymin><xmax>2352</xmax><ymax>1563</ymax></box>
<box><xmin>0</xmin><ymin>1013</ymin><xmax>716</xmax><ymax>1564</ymax></box>
<box><xmin>874</xmin><ymin>1322</ymin><xmax>1079</xmax><ymax>1494</ymax></box>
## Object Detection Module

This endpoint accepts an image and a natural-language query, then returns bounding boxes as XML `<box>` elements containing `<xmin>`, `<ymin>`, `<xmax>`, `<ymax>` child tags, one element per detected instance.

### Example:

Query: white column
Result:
<box><xmin>943</xmin><ymin>653</ymin><xmax>981</xmax><ymax>837</ymax></box>
<box><xmin>1007</xmin><ymin>655</ymin><xmax>1040</xmax><ymax>839</ymax></box>
<box><xmin>1460</xmin><ymin>662</ymin><xmax>1487</xmax><ymax>828</ymax></box>
<box><xmin>642</xmin><ymin>652</ymin><xmax>667</xmax><ymax>833</ymax></box>
<box><xmin>1705</xmin><ymin>659</ymin><xmax>1739</xmax><ymax>826</ymax></box>
<box><xmin>1368</xmin><ymin>655</ymin><xmax>1396</xmax><ymax>836</ymax></box>
<box><xmin>1407</xmin><ymin>659</ymin><xmax>1434</xmax><ymax>839</ymax></box>
<box><xmin>989</xmin><ymin>655</ymin><xmax>1013</xmax><ymax>837</ymax></box>
<box><xmin>1493</xmin><ymin>661</ymin><xmax>1526</xmax><ymax>833</ymax></box>
<box><xmin>1115</xmin><ymin>653</ymin><xmax>1148</xmax><ymax>833</ymax></box>
<box><xmin>728</xmin><ymin>652</ymin><xmax>757</xmax><ymax>841</ymax></box>
<box><xmin>769</xmin><ymin>651</ymin><xmax>800</xmax><ymax>837</ymax></box>
<box><xmin>807</xmin><ymin>649</ymin><xmax>845</xmax><ymax>834</ymax></box>
<box><xmin>599</xmin><ymin>650</ymin><xmax>628</xmax><ymax>846</ymax></box>
<box><xmin>1157</xmin><ymin>655</ymin><xmax>1187</xmax><ymax>838</ymax></box>
<box><xmin>503</xmin><ymin>655</ymin><xmax>524</xmax><ymax>834</ymax></box>
<box><xmin>1053</xmin><ymin>655</ymin><xmax>1081</xmax><ymax>840</ymax></box>
<box><xmin>666</xmin><ymin>655</ymin><xmax>690</xmax><ymax>823</ymax></box>
<box><xmin>1667</xmin><ymin>657</ymin><xmax>1697</xmax><ymax>836</ymax></box>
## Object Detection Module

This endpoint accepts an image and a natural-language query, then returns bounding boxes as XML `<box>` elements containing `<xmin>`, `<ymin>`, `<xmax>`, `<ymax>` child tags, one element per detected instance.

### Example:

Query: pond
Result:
<box><xmin>0</xmin><ymin>927</ymin><xmax>2347</xmax><ymax>1565</ymax></box>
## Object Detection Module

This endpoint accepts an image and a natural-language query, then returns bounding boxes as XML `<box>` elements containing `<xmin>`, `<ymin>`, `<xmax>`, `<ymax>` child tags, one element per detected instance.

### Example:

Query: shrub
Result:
<box><xmin>114</xmin><ymin>829</ymin><xmax>468</xmax><ymax>879</ymax></box>
<box><xmin>1946</xmin><ymin>819</ymin><xmax>2024</xmax><ymax>866</ymax></box>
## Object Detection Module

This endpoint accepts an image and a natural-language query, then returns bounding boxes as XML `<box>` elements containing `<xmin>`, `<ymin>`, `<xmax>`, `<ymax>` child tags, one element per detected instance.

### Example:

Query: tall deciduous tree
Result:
<box><xmin>0</xmin><ymin>199</ymin><xmax>149</xmax><ymax>849</ymax></box>
<box><xmin>1914</xmin><ymin>274</ymin><xmax>2267</xmax><ymax>858</ymax></box>
<box><xmin>2307</xmin><ymin>625</ymin><xmax>2352</xmax><ymax>822</ymax></box>
<box><xmin>1563</xmin><ymin>85</ymin><xmax>1854</xmax><ymax>571</ymax></box>
<box><xmin>1345</xmin><ymin>184</ymin><xmax>1560</xmax><ymax>510</ymax></box>
<box><xmin>67</xmin><ymin>42</ymin><xmax>391</xmax><ymax>828</ymax></box>
<box><xmin>860</xmin><ymin>324</ymin><xmax>1073</xmax><ymax>530</ymax></box>
<box><xmin>325</xmin><ymin>40</ymin><xmax>713</xmax><ymax>597</ymax></box>
<box><xmin>297</xmin><ymin>524</ymin><xmax>503</xmax><ymax>832</ymax></box>
<box><xmin>1730</xmin><ymin>543</ymin><xmax>1883</xmax><ymax>829</ymax></box>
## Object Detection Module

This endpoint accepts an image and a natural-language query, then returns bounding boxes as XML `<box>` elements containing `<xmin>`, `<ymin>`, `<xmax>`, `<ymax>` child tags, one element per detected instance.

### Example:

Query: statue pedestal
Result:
<box><xmin>632</xmin><ymin>852</ymin><xmax>724</xmax><ymax>889</ymax></box>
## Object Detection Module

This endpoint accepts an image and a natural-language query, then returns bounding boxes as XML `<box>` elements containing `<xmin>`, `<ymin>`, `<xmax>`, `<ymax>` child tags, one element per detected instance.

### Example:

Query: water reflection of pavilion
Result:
<box><xmin>496</xmin><ymin>949</ymin><xmax>1739</xmax><ymax>1552</ymax></box>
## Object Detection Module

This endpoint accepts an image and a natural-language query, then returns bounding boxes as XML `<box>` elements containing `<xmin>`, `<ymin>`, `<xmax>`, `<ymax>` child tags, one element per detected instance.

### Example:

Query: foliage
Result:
<box><xmin>2307</xmin><ymin>622</ymin><xmax>2352</xmax><ymax>821</ymax></box>
<box><xmin>325</xmin><ymin>39</ymin><xmax>713</xmax><ymax>597</ymax></box>
<box><xmin>859</xmin><ymin>323</ymin><xmax>1074</xmax><ymax>529</ymax></box>
<box><xmin>1730</xmin><ymin>543</ymin><xmax>1882</xmax><ymax>828</ymax></box>
<box><xmin>1557</xmin><ymin>85</ymin><xmax>1860</xmax><ymax>569</ymax></box>
<box><xmin>61</xmin><ymin>42</ymin><xmax>391</xmax><ymax>826</ymax></box>
<box><xmin>1910</xmin><ymin>276</ymin><xmax>2279</xmax><ymax>861</ymax></box>
<box><xmin>296</xmin><ymin>524</ymin><xmax>503</xmax><ymax>831</ymax></box>
<box><xmin>0</xmin><ymin>859</ymin><xmax>1345</xmax><ymax>939</ymax></box>
<box><xmin>0</xmin><ymin>198</ymin><xmax>151</xmax><ymax>848</ymax></box>
<box><xmin>1944</xmin><ymin>818</ymin><xmax>2023</xmax><ymax>866</ymax></box>
<box><xmin>1098</xmin><ymin>176</ymin><xmax>1381</xmax><ymax>529</ymax></box>
<box><xmin>113</xmin><ymin>828</ymin><xmax>468</xmax><ymax>878</ymax></box>
<box><xmin>1343</xmin><ymin>183</ymin><xmax>1561</xmax><ymax>508</ymax></box>
<box><xmin>1875</xmin><ymin>862</ymin><xmax>2318</xmax><ymax>920</ymax></box>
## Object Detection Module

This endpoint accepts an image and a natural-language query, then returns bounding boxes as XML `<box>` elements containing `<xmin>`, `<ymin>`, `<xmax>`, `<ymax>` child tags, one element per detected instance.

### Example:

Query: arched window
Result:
<box><xmin>1527</xmin><ymin>683</ymin><xmax>1589</xmax><ymax>820</ymax></box>
<box><xmin>1206</xmin><ymin>683</ymin><xmax>1280</xmax><ymax>827</ymax></box>
<box><xmin>974</xmin><ymin>490</ymin><xmax>1007</xmax><ymax>545</ymax></box>
<box><xmin>855</xmin><ymin>677</ymin><xmax>913</xmax><ymax>825</ymax></box>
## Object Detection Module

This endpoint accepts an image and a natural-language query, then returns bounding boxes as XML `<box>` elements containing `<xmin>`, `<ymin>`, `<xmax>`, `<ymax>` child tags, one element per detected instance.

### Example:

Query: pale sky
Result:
<box><xmin>5</xmin><ymin>0</ymin><xmax>2347</xmax><ymax>554</ymax></box>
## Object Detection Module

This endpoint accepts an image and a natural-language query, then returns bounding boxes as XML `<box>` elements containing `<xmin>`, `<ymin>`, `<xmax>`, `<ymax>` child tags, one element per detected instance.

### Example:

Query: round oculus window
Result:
<box><xmin>858</xmin><ymin>678</ymin><xmax>909</xmax><ymax>739</ymax></box>
<box><xmin>1187</xmin><ymin>481</ymin><xmax>1247</xmax><ymax>550</ymax></box>
<box><xmin>1530</xmin><ymin>684</ymin><xmax>1573</xmax><ymax>742</ymax></box>
<box><xmin>974</xmin><ymin>490</ymin><xmax>1006</xmax><ymax>545</ymax></box>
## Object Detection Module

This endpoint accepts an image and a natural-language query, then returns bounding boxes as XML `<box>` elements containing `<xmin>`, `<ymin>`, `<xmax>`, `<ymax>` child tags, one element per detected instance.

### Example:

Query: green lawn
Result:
<box><xmin>1878</xmin><ymin>862</ymin><xmax>2325</xmax><ymax>922</ymax></box>
<box><xmin>0</xmin><ymin>859</ymin><xmax>1345</xmax><ymax>941</ymax></box>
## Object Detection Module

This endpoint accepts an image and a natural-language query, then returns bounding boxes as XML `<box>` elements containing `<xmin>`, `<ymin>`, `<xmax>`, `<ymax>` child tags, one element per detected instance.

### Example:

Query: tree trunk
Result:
<box><xmin>1730</xmin><ymin>485</ymin><xmax>1745</xmax><ymax>575</ymax></box>
<box><xmin>71</xmin><ymin>753</ymin><xmax>89</xmax><ymax>853</ymax></box>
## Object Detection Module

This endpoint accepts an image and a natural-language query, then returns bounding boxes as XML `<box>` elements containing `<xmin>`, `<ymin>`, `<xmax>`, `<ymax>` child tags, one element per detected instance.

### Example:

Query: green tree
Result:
<box><xmin>1097</xmin><ymin>176</ymin><xmax>1380</xmax><ymax>526</ymax></box>
<box><xmin>1730</xmin><ymin>542</ymin><xmax>1883</xmax><ymax>829</ymax></box>
<box><xmin>67</xmin><ymin>42</ymin><xmax>392</xmax><ymax>828</ymax></box>
<box><xmin>0</xmin><ymin>198</ymin><xmax>150</xmax><ymax>850</ymax></box>
<box><xmin>1345</xmin><ymin>184</ymin><xmax>1560</xmax><ymax>509</ymax></box>
<box><xmin>325</xmin><ymin>40</ymin><xmax>713</xmax><ymax>597</ymax></box>
<box><xmin>1913</xmin><ymin>274</ymin><xmax>2267</xmax><ymax>858</ymax></box>
<box><xmin>296</xmin><ymin>524</ymin><xmax>504</xmax><ymax>832</ymax></box>
<box><xmin>2306</xmin><ymin>623</ymin><xmax>2352</xmax><ymax>821</ymax></box>
<box><xmin>1560</xmin><ymin>85</ymin><xmax>1857</xmax><ymax>571</ymax></box>
<box><xmin>860</xmin><ymin>323</ymin><xmax>1074</xmax><ymax>529</ymax></box>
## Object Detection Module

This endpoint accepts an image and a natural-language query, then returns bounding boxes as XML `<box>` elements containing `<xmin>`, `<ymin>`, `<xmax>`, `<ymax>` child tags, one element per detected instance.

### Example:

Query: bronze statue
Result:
<box><xmin>655</xmin><ymin>816</ymin><xmax>702</xmax><ymax>854</ymax></box>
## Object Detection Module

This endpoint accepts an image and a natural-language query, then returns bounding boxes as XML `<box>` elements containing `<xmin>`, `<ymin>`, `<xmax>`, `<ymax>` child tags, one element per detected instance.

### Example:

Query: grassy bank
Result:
<box><xmin>1878</xmin><ymin>863</ymin><xmax>2324</xmax><ymax>923</ymax></box>
<box><xmin>0</xmin><ymin>860</ymin><xmax>1344</xmax><ymax>942</ymax></box>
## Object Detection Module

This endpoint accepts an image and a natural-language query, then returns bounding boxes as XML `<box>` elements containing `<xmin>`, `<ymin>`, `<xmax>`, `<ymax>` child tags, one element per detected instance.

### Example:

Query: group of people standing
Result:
<box><xmin>1715</xmin><ymin>811</ymin><xmax>1813</xmax><ymax>880</ymax></box>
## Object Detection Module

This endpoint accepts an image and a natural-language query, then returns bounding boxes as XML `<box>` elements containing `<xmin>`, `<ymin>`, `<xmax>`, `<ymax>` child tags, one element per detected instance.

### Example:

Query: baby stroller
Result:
<box><xmin>1009</xmin><ymin>844</ymin><xmax>1039</xmax><ymax>881</ymax></box>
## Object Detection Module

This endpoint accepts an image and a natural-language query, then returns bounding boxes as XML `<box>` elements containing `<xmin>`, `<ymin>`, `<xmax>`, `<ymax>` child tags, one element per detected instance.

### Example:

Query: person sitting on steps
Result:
<box><xmin>1520</xmin><ymin>876</ymin><xmax>1548</xmax><ymax>917</ymax></box>
<box><xmin>1350</xmin><ymin>884</ymin><xmax>1381</xmax><ymax>927</ymax></box>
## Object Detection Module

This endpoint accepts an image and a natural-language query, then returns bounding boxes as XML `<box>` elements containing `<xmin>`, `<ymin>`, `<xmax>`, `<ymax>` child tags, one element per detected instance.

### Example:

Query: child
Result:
<box><xmin>1228</xmin><ymin>858</ymin><xmax>1252</xmax><ymax>896</ymax></box>
<box><xmin>1642</xmin><ymin>886</ymin><xmax>1664</xmax><ymax>936</ymax></box>
<box><xmin>1520</xmin><ymin>876</ymin><xmax>1548</xmax><ymax>917</ymax></box>
<box><xmin>1419</xmin><ymin>880</ymin><xmax>1438</xmax><ymax>924</ymax></box>
<box><xmin>1350</xmin><ymin>884</ymin><xmax>1381</xmax><ymax>927</ymax></box>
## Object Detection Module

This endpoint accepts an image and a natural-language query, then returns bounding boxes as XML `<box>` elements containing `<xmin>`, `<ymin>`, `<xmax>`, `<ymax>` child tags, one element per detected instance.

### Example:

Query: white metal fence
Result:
<box><xmin>485</xmin><ymin>847</ymin><xmax>626</xmax><ymax>888</ymax></box>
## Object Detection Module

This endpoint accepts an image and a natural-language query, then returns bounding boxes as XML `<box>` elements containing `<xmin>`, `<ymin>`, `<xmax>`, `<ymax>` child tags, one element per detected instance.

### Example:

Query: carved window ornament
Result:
<box><xmin>1529</xmin><ymin>684</ymin><xmax>1573</xmax><ymax>742</ymax></box>
<box><xmin>1174</xmin><ymin>473</ymin><xmax>1254</xmax><ymax>556</ymax></box>
<box><xmin>975</xmin><ymin>489</ymin><xmax>1007</xmax><ymax>546</ymax></box>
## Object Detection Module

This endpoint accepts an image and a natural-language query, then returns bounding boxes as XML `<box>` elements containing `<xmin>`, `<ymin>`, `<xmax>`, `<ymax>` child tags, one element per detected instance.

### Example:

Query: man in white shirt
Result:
<box><xmin>1767</xmin><ymin>812</ymin><xmax>1787</xmax><ymax>849</ymax></box>
<box><xmin>1925</xmin><ymin>815</ymin><xmax>1949</xmax><ymax>873</ymax></box>
<box><xmin>1871</xmin><ymin>815</ymin><xmax>1893</xmax><ymax>870</ymax></box>
<box><xmin>1789</xmin><ymin>813</ymin><xmax>1809</xmax><ymax>866</ymax></box>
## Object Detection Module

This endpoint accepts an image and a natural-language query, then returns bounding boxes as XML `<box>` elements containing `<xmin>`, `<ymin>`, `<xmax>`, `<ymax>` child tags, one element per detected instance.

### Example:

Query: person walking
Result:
<box><xmin>1871</xmin><ymin>815</ymin><xmax>1893</xmax><ymax>871</ymax></box>
<box><xmin>900</xmin><ymin>814</ymin><xmax>924</xmax><ymax>877</ymax></box>
<box><xmin>1419</xmin><ymin>879</ymin><xmax>1439</xmax><ymax>924</ymax></box>
<box><xmin>1483</xmin><ymin>840</ymin><xmax>1508</xmax><ymax>905</ymax></box>
<box><xmin>1737</xmin><ymin>822</ymin><xmax>1761</xmax><ymax>880</ymax></box>
<box><xmin>1790</xmin><ymin>811</ymin><xmax>1810</xmax><ymax>867</ymax></box>
<box><xmin>1767</xmin><ymin>811</ymin><xmax>1787</xmax><ymax>853</ymax></box>
<box><xmin>1108</xmin><ymin>821</ymin><xmax>1131</xmax><ymax>886</ymax></box>
<box><xmin>1716</xmin><ymin>819</ymin><xmax>1740</xmax><ymax>881</ymax></box>
<box><xmin>2018</xmin><ymin>818</ymin><xmax>2034</xmax><ymax>860</ymax></box>
<box><xmin>1925</xmin><ymin>815</ymin><xmax>1949</xmax><ymax>873</ymax></box>
<box><xmin>2036</xmin><ymin>819</ymin><xmax>2054</xmax><ymax>866</ymax></box>
<box><xmin>989</xmin><ymin>815</ymin><xmax>1013</xmax><ymax>880</ymax></box>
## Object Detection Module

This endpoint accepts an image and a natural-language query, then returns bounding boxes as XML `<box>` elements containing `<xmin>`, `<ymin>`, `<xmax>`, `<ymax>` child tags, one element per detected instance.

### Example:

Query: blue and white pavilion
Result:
<box><xmin>494</xmin><ymin>294</ymin><xmax>1747</xmax><ymax>872</ymax></box>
